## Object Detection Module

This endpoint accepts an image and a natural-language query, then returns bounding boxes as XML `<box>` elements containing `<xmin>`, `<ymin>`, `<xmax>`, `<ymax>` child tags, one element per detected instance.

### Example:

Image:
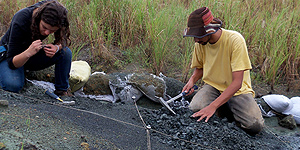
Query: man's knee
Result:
<box><xmin>241</xmin><ymin>120</ymin><xmax>264</xmax><ymax>135</ymax></box>
<box><xmin>188</xmin><ymin>102</ymin><xmax>201</xmax><ymax>112</ymax></box>
<box><xmin>229</xmin><ymin>93</ymin><xmax>264</xmax><ymax>135</ymax></box>
<box><xmin>188</xmin><ymin>84</ymin><xmax>218</xmax><ymax>112</ymax></box>
<box><xmin>188</xmin><ymin>95</ymin><xmax>209</xmax><ymax>112</ymax></box>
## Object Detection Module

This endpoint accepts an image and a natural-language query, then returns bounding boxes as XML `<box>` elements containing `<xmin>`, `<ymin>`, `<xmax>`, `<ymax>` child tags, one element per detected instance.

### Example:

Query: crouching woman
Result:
<box><xmin>0</xmin><ymin>0</ymin><xmax>72</xmax><ymax>96</ymax></box>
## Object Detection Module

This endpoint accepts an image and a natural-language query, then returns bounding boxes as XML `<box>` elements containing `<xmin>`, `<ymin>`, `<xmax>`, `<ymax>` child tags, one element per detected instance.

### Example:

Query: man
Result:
<box><xmin>182</xmin><ymin>7</ymin><xmax>264</xmax><ymax>135</ymax></box>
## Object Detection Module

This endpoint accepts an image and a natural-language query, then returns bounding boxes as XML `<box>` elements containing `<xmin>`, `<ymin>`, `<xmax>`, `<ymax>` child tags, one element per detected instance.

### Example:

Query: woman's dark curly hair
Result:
<box><xmin>31</xmin><ymin>0</ymin><xmax>71</xmax><ymax>47</ymax></box>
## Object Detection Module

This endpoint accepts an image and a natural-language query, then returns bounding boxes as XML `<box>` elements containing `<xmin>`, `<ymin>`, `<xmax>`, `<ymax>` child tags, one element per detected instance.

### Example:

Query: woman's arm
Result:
<box><xmin>12</xmin><ymin>40</ymin><xmax>43</xmax><ymax>68</ymax></box>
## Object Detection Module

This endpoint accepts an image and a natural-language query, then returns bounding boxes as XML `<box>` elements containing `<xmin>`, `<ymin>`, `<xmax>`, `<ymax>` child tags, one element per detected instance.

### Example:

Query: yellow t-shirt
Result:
<box><xmin>191</xmin><ymin>29</ymin><xmax>254</xmax><ymax>97</ymax></box>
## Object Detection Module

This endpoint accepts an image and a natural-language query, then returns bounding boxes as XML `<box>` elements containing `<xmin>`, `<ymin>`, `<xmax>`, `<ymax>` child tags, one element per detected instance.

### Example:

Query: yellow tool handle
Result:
<box><xmin>44</xmin><ymin>90</ymin><xmax>64</xmax><ymax>102</ymax></box>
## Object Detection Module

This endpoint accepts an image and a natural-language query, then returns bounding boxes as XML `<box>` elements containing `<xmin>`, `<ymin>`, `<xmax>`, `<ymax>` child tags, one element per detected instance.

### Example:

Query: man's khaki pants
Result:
<box><xmin>189</xmin><ymin>84</ymin><xmax>264</xmax><ymax>135</ymax></box>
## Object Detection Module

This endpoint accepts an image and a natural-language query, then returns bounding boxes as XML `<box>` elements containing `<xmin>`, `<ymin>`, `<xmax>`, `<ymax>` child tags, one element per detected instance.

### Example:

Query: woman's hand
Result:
<box><xmin>43</xmin><ymin>44</ymin><xmax>59</xmax><ymax>58</ymax></box>
<box><xmin>13</xmin><ymin>40</ymin><xmax>44</xmax><ymax>68</ymax></box>
<box><xmin>27</xmin><ymin>40</ymin><xmax>43</xmax><ymax>57</ymax></box>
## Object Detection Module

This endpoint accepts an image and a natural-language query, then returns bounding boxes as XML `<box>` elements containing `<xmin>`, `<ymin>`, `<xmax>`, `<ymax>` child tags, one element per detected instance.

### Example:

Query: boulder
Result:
<box><xmin>83</xmin><ymin>72</ymin><xmax>112</xmax><ymax>95</ymax></box>
<box><xmin>278</xmin><ymin>114</ymin><xmax>297</xmax><ymax>130</ymax></box>
<box><xmin>128</xmin><ymin>73</ymin><xmax>167</xmax><ymax>103</ymax></box>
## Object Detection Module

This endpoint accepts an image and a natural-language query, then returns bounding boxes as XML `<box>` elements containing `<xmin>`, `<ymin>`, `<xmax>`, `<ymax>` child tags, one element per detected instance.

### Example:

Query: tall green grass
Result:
<box><xmin>1</xmin><ymin>0</ymin><xmax>299</xmax><ymax>89</ymax></box>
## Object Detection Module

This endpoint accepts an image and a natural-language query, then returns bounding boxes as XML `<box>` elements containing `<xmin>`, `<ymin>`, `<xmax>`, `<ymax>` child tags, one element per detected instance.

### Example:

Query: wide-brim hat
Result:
<box><xmin>183</xmin><ymin>7</ymin><xmax>222</xmax><ymax>39</ymax></box>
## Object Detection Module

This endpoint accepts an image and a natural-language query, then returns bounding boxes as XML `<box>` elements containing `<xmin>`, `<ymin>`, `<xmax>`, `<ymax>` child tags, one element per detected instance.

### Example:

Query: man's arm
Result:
<box><xmin>191</xmin><ymin>70</ymin><xmax>244</xmax><ymax>122</ymax></box>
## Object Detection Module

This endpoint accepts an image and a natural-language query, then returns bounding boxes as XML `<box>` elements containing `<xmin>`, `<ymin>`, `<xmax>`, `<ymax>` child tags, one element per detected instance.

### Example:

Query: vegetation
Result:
<box><xmin>1</xmin><ymin>0</ymin><xmax>299</xmax><ymax>89</ymax></box>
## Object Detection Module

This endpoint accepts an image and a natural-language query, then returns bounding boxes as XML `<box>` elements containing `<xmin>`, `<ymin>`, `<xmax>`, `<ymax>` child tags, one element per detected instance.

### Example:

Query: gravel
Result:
<box><xmin>1</xmin><ymin>81</ymin><xmax>300</xmax><ymax>150</ymax></box>
<box><xmin>141</xmin><ymin>101</ymin><xmax>300</xmax><ymax>150</ymax></box>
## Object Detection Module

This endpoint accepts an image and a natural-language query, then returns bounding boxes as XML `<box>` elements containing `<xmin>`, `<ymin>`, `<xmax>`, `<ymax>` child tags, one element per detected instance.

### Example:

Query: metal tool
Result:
<box><xmin>44</xmin><ymin>89</ymin><xmax>75</xmax><ymax>105</ymax></box>
<box><xmin>158</xmin><ymin>85</ymin><xmax>198</xmax><ymax>114</ymax></box>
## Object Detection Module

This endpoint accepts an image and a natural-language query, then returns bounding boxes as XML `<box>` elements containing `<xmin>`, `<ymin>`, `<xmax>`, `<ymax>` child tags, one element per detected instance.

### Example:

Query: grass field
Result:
<box><xmin>1</xmin><ymin>0</ymin><xmax>299</xmax><ymax>89</ymax></box>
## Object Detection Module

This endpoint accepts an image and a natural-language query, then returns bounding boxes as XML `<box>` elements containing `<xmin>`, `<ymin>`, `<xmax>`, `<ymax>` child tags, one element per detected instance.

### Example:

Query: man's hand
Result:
<box><xmin>191</xmin><ymin>104</ymin><xmax>217</xmax><ymax>122</ymax></box>
<box><xmin>182</xmin><ymin>68</ymin><xmax>203</xmax><ymax>96</ymax></box>
<box><xmin>182</xmin><ymin>82</ymin><xmax>196</xmax><ymax>96</ymax></box>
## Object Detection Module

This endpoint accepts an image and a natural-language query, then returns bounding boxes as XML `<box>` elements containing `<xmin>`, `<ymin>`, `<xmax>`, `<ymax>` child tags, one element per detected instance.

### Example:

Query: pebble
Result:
<box><xmin>180</xmin><ymin>141</ymin><xmax>186</xmax><ymax>146</ymax></box>
<box><xmin>80</xmin><ymin>142</ymin><xmax>89</xmax><ymax>150</ymax></box>
<box><xmin>160</xmin><ymin>114</ymin><xmax>168</xmax><ymax>120</ymax></box>
<box><xmin>221</xmin><ymin>118</ymin><xmax>228</xmax><ymax>122</ymax></box>
<box><xmin>0</xmin><ymin>142</ymin><xmax>6</xmax><ymax>149</ymax></box>
<box><xmin>213</xmin><ymin>121</ymin><xmax>219</xmax><ymax>125</ymax></box>
<box><xmin>180</xmin><ymin>119</ymin><xmax>188</xmax><ymax>126</ymax></box>
<box><xmin>227</xmin><ymin>122</ymin><xmax>235</xmax><ymax>129</ymax></box>
<box><xmin>223</xmin><ymin>126</ymin><xmax>229</xmax><ymax>130</ymax></box>
<box><xmin>0</xmin><ymin>100</ymin><xmax>9</xmax><ymax>107</ymax></box>
<box><xmin>185</xmin><ymin>127</ymin><xmax>195</xmax><ymax>134</ymax></box>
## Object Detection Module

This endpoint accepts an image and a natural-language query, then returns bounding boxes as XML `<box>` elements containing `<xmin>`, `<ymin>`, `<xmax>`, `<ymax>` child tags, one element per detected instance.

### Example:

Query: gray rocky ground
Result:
<box><xmin>1</xmin><ymin>77</ymin><xmax>300</xmax><ymax>150</ymax></box>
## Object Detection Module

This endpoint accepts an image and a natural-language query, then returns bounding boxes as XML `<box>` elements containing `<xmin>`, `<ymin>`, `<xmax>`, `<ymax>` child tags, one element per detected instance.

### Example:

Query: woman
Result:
<box><xmin>0</xmin><ymin>0</ymin><xmax>72</xmax><ymax>96</ymax></box>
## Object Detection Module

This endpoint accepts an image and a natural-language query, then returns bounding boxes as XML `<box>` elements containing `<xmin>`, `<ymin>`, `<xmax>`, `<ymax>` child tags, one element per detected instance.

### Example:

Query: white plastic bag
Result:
<box><xmin>262</xmin><ymin>94</ymin><xmax>300</xmax><ymax>124</ymax></box>
<box><xmin>69</xmin><ymin>61</ymin><xmax>91</xmax><ymax>92</ymax></box>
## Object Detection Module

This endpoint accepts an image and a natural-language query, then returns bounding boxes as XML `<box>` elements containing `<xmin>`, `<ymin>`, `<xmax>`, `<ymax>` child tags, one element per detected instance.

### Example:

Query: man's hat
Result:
<box><xmin>183</xmin><ymin>7</ymin><xmax>222</xmax><ymax>38</ymax></box>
